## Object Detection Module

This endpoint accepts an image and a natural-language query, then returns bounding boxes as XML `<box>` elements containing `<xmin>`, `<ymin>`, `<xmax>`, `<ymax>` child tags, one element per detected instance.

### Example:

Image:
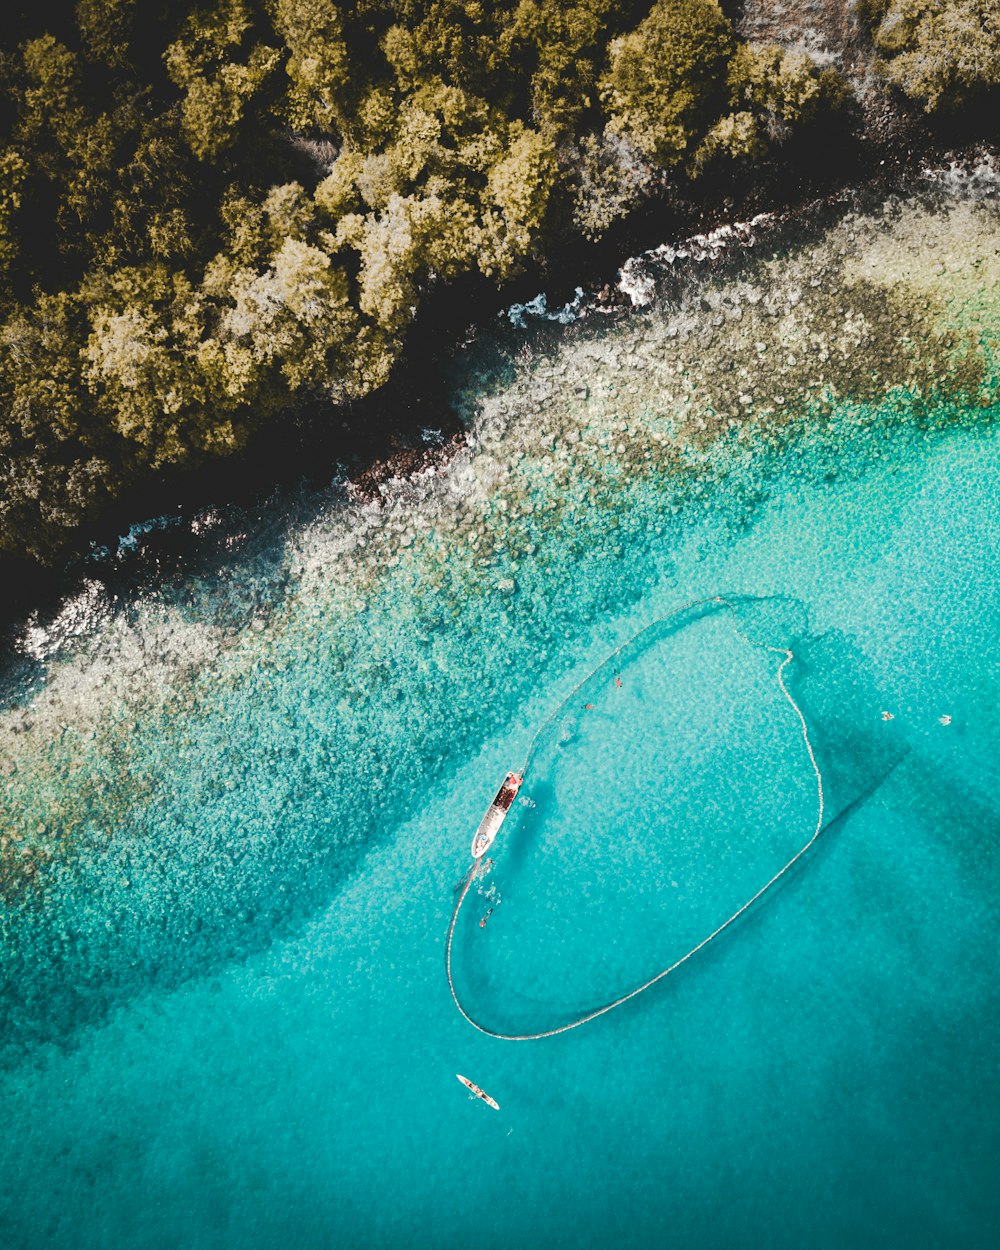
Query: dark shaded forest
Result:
<box><xmin>0</xmin><ymin>0</ymin><xmax>996</xmax><ymax>562</ymax></box>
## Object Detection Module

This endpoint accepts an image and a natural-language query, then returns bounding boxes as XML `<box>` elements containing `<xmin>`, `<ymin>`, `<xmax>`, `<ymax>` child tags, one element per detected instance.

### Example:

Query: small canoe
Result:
<box><xmin>471</xmin><ymin>772</ymin><xmax>522</xmax><ymax>859</ymax></box>
<box><xmin>456</xmin><ymin>1073</ymin><xmax>500</xmax><ymax>1110</ymax></box>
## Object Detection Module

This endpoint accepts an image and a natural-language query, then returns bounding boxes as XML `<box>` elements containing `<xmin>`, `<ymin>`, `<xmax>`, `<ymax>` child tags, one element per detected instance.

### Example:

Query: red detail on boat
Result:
<box><xmin>471</xmin><ymin>772</ymin><xmax>522</xmax><ymax>859</ymax></box>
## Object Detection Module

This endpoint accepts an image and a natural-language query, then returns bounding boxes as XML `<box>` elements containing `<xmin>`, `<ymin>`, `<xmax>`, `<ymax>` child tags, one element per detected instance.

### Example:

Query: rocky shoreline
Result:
<box><xmin>2</xmin><ymin>161</ymin><xmax>998</xmax><ymax>1033</ymax></box>
<box><xmin>1</xmin><ymin>121</ymin><xmax>997</xmax><ymax>641</ymax></box>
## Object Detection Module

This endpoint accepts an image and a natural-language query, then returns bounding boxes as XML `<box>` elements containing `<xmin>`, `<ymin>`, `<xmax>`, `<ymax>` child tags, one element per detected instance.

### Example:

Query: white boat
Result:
<box><xmin>471</xmin><ymin>772</ymin><xmax>522</xmax><ymax>859</ymax></box>
<box><xmin>456</xmin><ymin>1074</ymin><xmax>500</xmax><ymax>1110</ymax></box>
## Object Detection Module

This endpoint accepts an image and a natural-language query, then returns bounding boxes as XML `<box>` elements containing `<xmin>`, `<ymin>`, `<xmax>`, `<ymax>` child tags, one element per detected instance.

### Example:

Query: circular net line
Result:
<box><xmin>445</xmin><ymin>595</ymin><xmax>826</xmax><ymax>1040</ymax></box>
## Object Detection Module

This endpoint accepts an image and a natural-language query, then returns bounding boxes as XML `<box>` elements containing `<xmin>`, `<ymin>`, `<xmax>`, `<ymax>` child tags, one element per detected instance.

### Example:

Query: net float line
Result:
<box><xmin>445</xmin><ymin>595</ymin><xmax>825</xmax><ymax>1041</ymax></box>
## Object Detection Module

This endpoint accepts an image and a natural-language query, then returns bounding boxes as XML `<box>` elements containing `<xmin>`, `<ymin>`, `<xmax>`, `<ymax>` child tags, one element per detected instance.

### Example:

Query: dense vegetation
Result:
<box><xmin>1</xmin><ymin>1</ymin><xmax>849</xmax><ymax>560</ymax></box>
<box><xmin>866</xmin><ymin>0</ymin><xmax>1000</xmax><ymax>111</ymax></box>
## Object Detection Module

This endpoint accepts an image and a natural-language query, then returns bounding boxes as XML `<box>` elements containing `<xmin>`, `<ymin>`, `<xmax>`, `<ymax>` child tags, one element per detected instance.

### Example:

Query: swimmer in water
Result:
<box><xmin>614</xmin><ymin>670</ymin><xmax>623</xmax><ymax>689</ymax></box>
<box><xmin>480</xmin><ymin>907</ymin><xmax>494</xmax><ymax>929</ymax></box>
<box><xmin>939</xmin><ymin>714</ymin><xmax>952</xmax><ymax>726</ymax></box>
<box><xmin>881</xmin><ymin>710</ymin><xmax>895</xmax><ymax>722</ymax></box>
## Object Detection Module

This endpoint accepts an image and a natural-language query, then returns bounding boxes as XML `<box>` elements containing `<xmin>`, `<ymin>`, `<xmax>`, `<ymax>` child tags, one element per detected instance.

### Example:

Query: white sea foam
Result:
<box><xmin>18</xmin><ymin>580</ymin><xmax>113</xmax><ymax>663</ymax></box>
<box><xmin>116</xmin><ymin>512</ymin><xmax>183</xmax><ymax>553</ymax></box>
<box><xmin>4</xmin><ymin>183</ymin><xmax>997</xmax><ymax>767</ymax></box>
<box><xmin>618</xmin><ymin>260</ymin><xmax>657</xmax><ymax>307</ymax></box>
<box><xmin>505</xmin><ymin>287</ymin><xmax>586</xmax><ymax>328</ymax></box>
<box><xmin>617</xmin><ymin>214</ymin><xmax>776</xmax><ymax>307</ymax></box>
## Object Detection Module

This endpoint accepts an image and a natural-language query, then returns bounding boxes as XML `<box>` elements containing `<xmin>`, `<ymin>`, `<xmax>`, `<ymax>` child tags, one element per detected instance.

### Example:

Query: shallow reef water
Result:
<box><xmin>0</xmin><ymin>175</ymin><xmax>998</xmax><ymax>1249</ymax></box>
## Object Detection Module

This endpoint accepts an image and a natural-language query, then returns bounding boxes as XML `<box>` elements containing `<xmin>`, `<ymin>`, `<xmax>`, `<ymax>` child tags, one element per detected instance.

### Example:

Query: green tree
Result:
<box><xmin>0</xmin><ymin>0</ymin><xmax>858</xmax><ymax>563</ymax></box>
<box><xmin>0</xmin><ymin>147</ymin><xmax>27</xmax><ymax>272</ymax></box>
<box><xmin>693</xmin><ymin>42</ymin><xmax>846</xmax><ymax>171</ymax></box>
<box><xmin>75</xmin><ymin>0</ymin><xmax>138</xmax><ymax>70</ymax></box>
<box><xmin>600</xmin><ymin>0</ymin><xmax>733</xmax><ymax>165</ymax></box>
<box><xmin>165</xmin><ymin>0</ymin><xmax>280</xmax><ymax>160</ymax></box>
<box><xmin>0</xmin><ymin>291</ymin><xmax>120</xmax><ymax>560</ymax></box>
<box><xmin>271</xmin><ymin>0</ymin><xmax>352</xmax><ymax>132</ymax></box>
<box><xmin>499</xmin><ymin>0</ymin><xmax>618</xmax><ymax>134</ymax></box>
<box><xmin>873</xmin><ymin>0</ymin><xmax>1000</xmax><ymax>111</ymax></box>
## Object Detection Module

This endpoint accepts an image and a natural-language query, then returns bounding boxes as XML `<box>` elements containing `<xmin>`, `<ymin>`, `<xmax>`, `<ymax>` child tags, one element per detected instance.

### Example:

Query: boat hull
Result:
<box><xmin>471</xmin><ymin>772</ymin><xmax>522</xmax><ymax>859</ymax></box>
<box><xmin>456</xmin><ymin>1074</ymin><xmax>500</xmax><ymax>1110</ymax></box>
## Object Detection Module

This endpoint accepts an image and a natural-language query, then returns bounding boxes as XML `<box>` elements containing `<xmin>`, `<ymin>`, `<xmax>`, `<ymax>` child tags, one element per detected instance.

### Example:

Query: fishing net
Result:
<box><xmin>446</xmin><ymin>594</ymin><xmax>905</xmax><ymax>1039</ymax></box>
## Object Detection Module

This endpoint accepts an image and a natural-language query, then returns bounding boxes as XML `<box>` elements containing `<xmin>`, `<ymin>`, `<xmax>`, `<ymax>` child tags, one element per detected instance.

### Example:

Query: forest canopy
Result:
<box><xmin>867</xmin><ymin>0</ymin><xmax>1000</xmax><ymax>111</ymax></box>
<box><xmin>0</xmin><ymin>1</ymin><xmax>848</xmax><ymax>561</ymax></box>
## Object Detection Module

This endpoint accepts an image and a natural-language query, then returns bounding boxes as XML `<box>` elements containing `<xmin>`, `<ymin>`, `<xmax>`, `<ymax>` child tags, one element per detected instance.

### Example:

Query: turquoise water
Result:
<box><xmin>2</xmin><ymin>420</ymin><xmax>997</xmax><ymax>1249</ymax></box>
<box><xmin>2</xmin><ymin>189</ymin><xmax>1000</xmax><ymax>1248</ymax></box>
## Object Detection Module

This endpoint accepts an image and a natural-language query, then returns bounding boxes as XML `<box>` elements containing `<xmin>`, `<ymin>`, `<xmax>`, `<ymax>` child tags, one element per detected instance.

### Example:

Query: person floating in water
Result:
<box><xmin>614</xmin><ymin>670</ymin><xmax>623</xmax><ymax>689</ymax></box>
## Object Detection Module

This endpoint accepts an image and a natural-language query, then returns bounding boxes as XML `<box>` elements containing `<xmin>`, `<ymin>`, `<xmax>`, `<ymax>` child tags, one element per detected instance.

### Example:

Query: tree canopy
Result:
<box><xmin>870</xmin><ymin>0</ymin><xmax>1000</xmax><ymax>111</ymax></box>
<box><xmin>0</xmin><ymin>1</ymin><xmax>847</xmax><ymax>561</ymax></box>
